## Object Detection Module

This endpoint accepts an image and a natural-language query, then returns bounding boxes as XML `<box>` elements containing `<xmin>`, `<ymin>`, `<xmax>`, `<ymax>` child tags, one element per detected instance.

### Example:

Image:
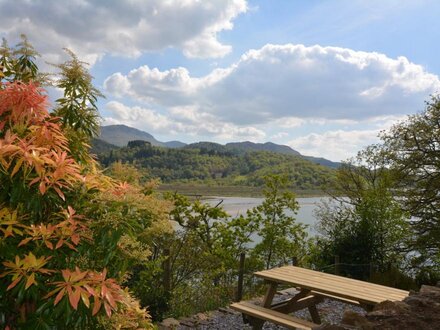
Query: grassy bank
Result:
<box><xmin>157</xmin><ymin>183</ymin><xmax>327</xmax><ymax>198</ymax></box>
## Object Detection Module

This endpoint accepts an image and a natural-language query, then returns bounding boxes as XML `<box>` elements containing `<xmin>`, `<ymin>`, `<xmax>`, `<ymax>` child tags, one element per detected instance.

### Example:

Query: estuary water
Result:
<box><xmin>205</xmin><ymin>196</ymin><xmax>331</xmax><ymax>236</ymax></box>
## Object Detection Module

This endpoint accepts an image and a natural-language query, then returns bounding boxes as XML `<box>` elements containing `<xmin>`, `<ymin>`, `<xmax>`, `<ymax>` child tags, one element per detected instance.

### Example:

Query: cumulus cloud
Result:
<box><xmin>105</xmin><ymin>44</ymin><xmax>440</xmax><ymax>124</ymax></box>
<box><xmin>288</xmin><ymin>129</ymin><xmax>381</xmax><ymax>162</ymax></box>
<box><xmin>0</xmin><ymin>0</ymin><xmax>247</xmax><ymax>63</ymax></box>
<box><xmin>104</xmin><ymin>101</ymin><xmax>265</xmax><ymax>142</ymax></box>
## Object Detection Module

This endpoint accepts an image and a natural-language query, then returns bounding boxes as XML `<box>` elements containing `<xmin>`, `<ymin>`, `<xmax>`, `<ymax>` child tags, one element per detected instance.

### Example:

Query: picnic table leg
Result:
<box><xmin>308</xmin><ymin>304</ymin><xmax>321</xmax><ymax>324</ymax></box>
<box><xmin>248</xmin><ymin>281</ymin><xmax>278</xmax><ymax>330</ymax></box>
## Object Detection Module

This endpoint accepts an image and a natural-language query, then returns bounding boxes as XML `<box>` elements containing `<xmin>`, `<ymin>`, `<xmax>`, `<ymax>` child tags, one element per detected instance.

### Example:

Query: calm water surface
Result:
<box><xmin>205</xmin><ymin>196</ymin><xmax>331</xmax><ymax>236</ymax></box>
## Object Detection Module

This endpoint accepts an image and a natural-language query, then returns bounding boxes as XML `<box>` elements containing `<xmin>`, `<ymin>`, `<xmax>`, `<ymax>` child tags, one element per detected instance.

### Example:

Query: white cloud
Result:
<box><xmin>0</xmin><ymin>0</ymin><xmax>247</xmax><ymax>63</ymax></box>
<box><xmin>288</xmin><ymin>129</ymin><xmax>381</xmax><ymax>162</ymax></box>
<box><xmin>104</xmin><ymin>101</ymin><xmax>265</xmax><ymax>142</ymax></box>
<box><xmin>105</xmin><ymin>43</ymin><xmax>440</xmax><ymax>125</ymax></box>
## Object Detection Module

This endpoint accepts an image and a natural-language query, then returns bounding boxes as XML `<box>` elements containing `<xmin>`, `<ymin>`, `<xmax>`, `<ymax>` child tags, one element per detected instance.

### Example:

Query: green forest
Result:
<box><xmin>96</xmin><ymin>141</ymin><xmax>336</xmax><ymax>192</ymax></box>
<box><xmin>1</xmin><ymin>37</ymin><xmax>439</xmax><ymax>329</ymax></box>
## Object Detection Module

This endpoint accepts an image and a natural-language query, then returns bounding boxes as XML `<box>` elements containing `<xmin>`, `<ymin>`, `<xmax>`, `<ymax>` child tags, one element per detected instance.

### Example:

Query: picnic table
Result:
<box><xmin>231</xmin><ymin>265</ymin><xmax>409</xmax><ymax>329</ymax></box>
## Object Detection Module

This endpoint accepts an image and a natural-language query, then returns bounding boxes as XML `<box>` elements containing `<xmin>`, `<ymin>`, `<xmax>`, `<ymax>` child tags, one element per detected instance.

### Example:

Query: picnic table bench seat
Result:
<box><xmin>231</xmin><ymin>301</ymin><xmax>319</xmax><ymax>330</ymax></box>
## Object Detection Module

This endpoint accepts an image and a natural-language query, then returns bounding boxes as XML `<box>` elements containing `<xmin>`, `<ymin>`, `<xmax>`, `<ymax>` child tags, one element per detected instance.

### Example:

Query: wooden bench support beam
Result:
<box><xmin>308</xmin><ymin>304</ymin><xmax>321</xmax><ymax>324</ymax></box>
<box><xmin>271</xmin><ymin>295</ymin><xmax>323</xmax><ymax>314</ymax></box>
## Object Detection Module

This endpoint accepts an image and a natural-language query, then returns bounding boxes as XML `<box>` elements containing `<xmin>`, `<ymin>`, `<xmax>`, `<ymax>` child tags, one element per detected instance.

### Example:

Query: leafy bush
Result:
<box><xmin>0</xmin><ymin>36</ymin><xmax>158</xmax><ymax>329</ymax></box>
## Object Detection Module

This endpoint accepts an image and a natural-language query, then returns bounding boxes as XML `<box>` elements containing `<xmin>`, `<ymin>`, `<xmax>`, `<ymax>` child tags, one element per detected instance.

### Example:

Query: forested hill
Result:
<box><xmin>98</xmin><ymin>125</ymin><xmax>341</xmax><ymax>168</ymax></box>
<box><xmin>97</xmin><ymin>140</ymin><xmax>335</xmax><ymax>191</ymax></box>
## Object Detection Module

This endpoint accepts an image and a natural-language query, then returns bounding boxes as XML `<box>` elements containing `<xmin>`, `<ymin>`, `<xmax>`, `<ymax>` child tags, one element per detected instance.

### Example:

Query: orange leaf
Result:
<box><xmin>92</xmin><ymin>297</ymin><xmax>102</xmax><ymax>316</ymax></box>
<box><xmin>29</xmin><ymin>177</ymin><xmax>40</xmax><ymax>186</ymax></box>
<box><xmin>25</xmin><ymin>273</ymin><xmax>36</xmax><ymax>290</ymax></box>
<box><xmin>55</xmin><ymin>239</ymin><xmax>63</xmax><ymax>249</ymax></box>
<box><xmin>18</xmin><ymin>237</ymin><xmax>32</xmax><ymax>247</ymax></box>
<box><xmin>104</xmin><ymin>302</ymin><xmax>112</xmax><ymax>317</ymax></box>
<box><xmin>39</xmin><ymin>181</ymin><xmax>47</xmax><ymax>195</ymax></box>
<box><xmin>81</xmin><ymin>291</ymin><xmax>90</xmax><ymax>308</ymax></box>
<box><xmin>53</xmin><ymin>186</ymin><xmax>65</xmax><ymax>201</ymax></box>
<box><xmin>7</xmin><ymin>276</ymin><xmax>22</xmax><ymax>291</ymax></box>
<box><xmin>69</xmin><ymin>288</ymin><xmax>81</xmax><ymax>310</ymax></box>
<box><xmin>44</xmin><ymin>240</ymin><xmax>54</xmax><ymax>250</ymax></box>
<box><xmin>54</xmin><ymin>288</ymin><xmax>65</xmax><ymax>306</ymax></box>
<box><xmin>71</xmin><ymin>234</ymin><xmax>80</xmax><ymax>245</ymax></box>
<box><xmin>10</xmin><ymin>159</ymin><xmax>23</xmax><ymax>177</ymax></box>
<box><xmin>105</xmin><ymin>290</ymin><xmax>117</xmax><ymax>309</ymax></box>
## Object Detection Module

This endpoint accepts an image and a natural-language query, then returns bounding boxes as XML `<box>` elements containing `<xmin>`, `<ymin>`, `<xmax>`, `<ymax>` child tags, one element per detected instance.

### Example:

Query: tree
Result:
<box><xmin>313</xmin><ymin>148</ymin><xmax>410</xmax><ymax>279</ymax></box>
<box><xmin>249</xmin><ymin>175</ymin><xmax>308</xmax><ymax>269</ymax></box>
<box><xmin>380</xmin><ymin>96</ymin><xmax>440</xmax><ymax>274</ymax></box>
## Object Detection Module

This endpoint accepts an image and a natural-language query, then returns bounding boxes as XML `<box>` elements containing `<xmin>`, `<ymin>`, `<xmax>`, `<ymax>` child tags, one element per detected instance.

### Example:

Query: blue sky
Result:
<box><xmin>1</xmin><ymin>0</ymin><xmax>439</xmax><ymax>161</ymax></box>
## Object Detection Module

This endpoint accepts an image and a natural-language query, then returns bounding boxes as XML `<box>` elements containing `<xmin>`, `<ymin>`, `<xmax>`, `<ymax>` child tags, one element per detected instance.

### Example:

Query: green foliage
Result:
<box><xmin>130</xmin><ymin>175</ymin><xmax>308</xmax><ymax>319</ymax></box>
<box><xmin>248</xmin><ymin>175</ymin><xmax>308</xmax><ymax>269</ymax></box>
<box><xmin>380</xmin><ymin>96</ymin><xmax>440</xmax><ymax>273</ymax></box>
<box><xmin>0</xmin><ymin>34</ymin><xmax>42</xmax><ymax>84</ymax></box>
<box><xmin>97</xmin><ymin>142</ymin><xmax>335</xmax><ymax>191</ymax></box>
<box><xmin>313</xmin><ymin>148</ymin><xmax>411</xmax><ymax>280</ymax></box>
<box><xmin>51</xmin><ymin>49</ymin><xmax>103</xmax><ymax>163</ymax></box>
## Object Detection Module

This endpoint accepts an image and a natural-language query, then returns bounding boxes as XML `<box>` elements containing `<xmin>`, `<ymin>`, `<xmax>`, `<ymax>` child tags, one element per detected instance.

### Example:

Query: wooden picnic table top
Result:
<box><xmin>255</xmin><ymin>266</ymin><xmax>409</xmax><ymax>306</ymax></box>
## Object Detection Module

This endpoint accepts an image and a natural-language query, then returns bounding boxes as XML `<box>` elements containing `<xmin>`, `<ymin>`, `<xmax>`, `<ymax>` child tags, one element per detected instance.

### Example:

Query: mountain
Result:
<box><xmin>99</xmin><ymin>125</ymin><xmax>164</xmax><ymax>147</ymax></box>
<box><xmin>99</xmin><ymin>125</ymin><xmax>187</xmax><ymax>149</ymax></box>
<box><xmin>97</xmin><ymin>124</ymin><xmax>340</xmax><ymax>168</ymax></box>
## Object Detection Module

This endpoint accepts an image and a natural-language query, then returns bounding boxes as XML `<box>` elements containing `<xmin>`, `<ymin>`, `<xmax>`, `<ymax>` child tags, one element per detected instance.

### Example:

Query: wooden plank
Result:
<box><xmin>255</xmin><ymin>271</ymin><xmax>406</xmax><ymax>305</ymax></box>
<box><xmin>310</xmin><ymin>291</ymin><xmax>361</xmax><ymax>306</ymax></box>
<box><xmin>258</xmin><ymin>271</ymin><xmax>406</xmax><ymax>305</ymax></box>
<box><xmin>230</xmin><ymin>302</ymin><xmax>318</xmax><ymax>330</ymax></box>
<box><xmin>257</xmin><ymin>267</ymin><xmax>409</xmax><ymax>301</ymax></box>
<box><xmin>259</xmin><ymin>267</ymin><xmax>408</xmax><ymax>298</ymax></box>
<box><xmin>264</xmin><ymin>268</ymin><xmax>407</xmax><ymax>301</ymax></box>
<box><xmin>257</xmin><ymin>270</ymin><xmax>403</xmax><ymax>301</ymax></box>
<box><xmin>259</xmin><ymin>266</ymin><xmax>408</xmax><ymax>296</ymax></box>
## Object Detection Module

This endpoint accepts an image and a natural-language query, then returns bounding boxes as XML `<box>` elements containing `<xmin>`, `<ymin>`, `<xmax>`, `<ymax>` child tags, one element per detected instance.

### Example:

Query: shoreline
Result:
<box><xmin>157</xmin><ymin>183</ymin><xmax>328</xmax><ymax>198</ymax></box>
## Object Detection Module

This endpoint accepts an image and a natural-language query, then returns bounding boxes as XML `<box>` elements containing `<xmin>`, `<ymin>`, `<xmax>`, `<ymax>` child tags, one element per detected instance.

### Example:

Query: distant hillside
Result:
<box><xmin>97</xmin><ymin>142</ymin><xmax>335</xmax><ymax>191</ymax></box>
<box><xmin>98</xmin><ymin>124</ymin><xmax>340</xmax><ymax>168</ymax></box>
<box><xmin>184</xmin><ymin>141</ymin><xmax>340</xmax><ymax>168</ymax></box>
<box><xmin>99</xmin><ymin>125</ymin><xmax>164</xmax><ymax>147</ymax></box>
<box><xmin>90</xmin><ymin>138</ymin><xmax>119</xmax><ymax>154</ymax></box>
<box><xmin>226</xmin><ymin>141</ymin><xmax>301</xmax><ymax>156</ymax></box>
<box><xmin>164</xmin><ymin>140</ymin><xmax>187</xmax><ymax>148</ymax></box>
